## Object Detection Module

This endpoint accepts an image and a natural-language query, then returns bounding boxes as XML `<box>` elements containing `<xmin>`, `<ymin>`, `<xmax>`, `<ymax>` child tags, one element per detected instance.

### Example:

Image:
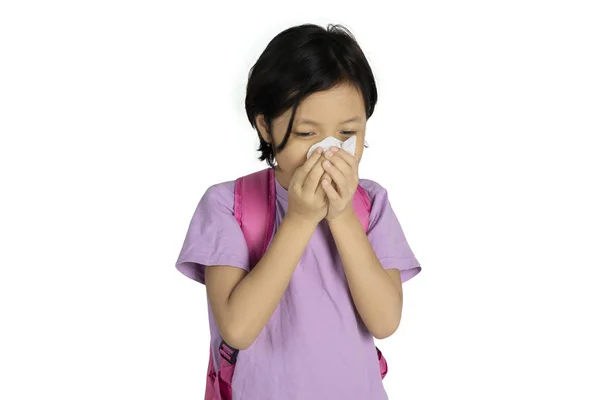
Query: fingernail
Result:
<box><xmin>331</xmin><ymin>147</ymin><xmax>339</xmax><ymax>153</ymax></box>
<box><xmin>325</xmin><ymin>150</ymin><xmax>333</xmax><ymax>158</ymax></box>
<box><xmin>323</xmin><ymin>161</ymin><xmax>332</xmax><ymax>168</ymax></box>
<box><xmin>316</xmin><ymin>147</ymin><xmax>323</xmax><ymax>153</ymax></box>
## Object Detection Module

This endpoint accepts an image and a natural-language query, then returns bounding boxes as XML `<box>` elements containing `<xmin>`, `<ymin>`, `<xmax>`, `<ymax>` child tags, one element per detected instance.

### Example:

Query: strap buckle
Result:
<box><xmin>219</xmin><ymin>340</ymin><xmax>239</xmax><ymax>365</ymax></box>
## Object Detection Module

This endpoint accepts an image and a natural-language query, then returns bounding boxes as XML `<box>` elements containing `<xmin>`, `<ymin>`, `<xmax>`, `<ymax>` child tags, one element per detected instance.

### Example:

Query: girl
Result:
<box><xmin>176</xmin><ymin>23</ymin><xmax>422</xmax><ymax>400</ymax></box>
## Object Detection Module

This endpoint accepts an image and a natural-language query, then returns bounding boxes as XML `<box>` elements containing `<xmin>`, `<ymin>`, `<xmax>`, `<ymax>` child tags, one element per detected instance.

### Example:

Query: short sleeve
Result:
<box><xmin>360</xmin><ymin>179</ymin><xmax>422</xmax><ymax>283</ymax></box>
<box><xmin>175</xmin><ymin>181</ymin><xmax>250</xmax><ymax>285</ymax></box>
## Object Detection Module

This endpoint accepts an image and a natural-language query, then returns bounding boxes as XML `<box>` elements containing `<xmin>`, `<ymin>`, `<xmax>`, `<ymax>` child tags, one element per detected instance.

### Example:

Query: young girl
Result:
<box><xmin>176</xmin><ymin>23</ymin><xmax>422</xmax><ymax>400</ymax></box>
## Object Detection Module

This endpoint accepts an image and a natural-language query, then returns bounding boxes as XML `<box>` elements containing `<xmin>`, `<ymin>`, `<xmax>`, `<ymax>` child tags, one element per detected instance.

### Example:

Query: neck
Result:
<box><xmin>274</xmin><ymin>168</ymin><xmax>291</xmax><ymax>190</ymax></box>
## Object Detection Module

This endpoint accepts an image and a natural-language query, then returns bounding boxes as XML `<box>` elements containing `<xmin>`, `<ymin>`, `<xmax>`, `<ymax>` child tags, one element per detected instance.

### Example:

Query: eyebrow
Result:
<box><xmin>296</xmin><ymin>116</ymin><xmax>364</xmax><ymax>126</ymax></box>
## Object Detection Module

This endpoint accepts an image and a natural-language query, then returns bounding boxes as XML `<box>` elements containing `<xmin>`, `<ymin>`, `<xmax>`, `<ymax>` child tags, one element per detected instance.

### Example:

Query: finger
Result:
<box><xmin>330</xmin><ymin>147</ymin><xmax>358</xmax><ymax>174</ymax></box>
<box><xmin>321</xmin><ymin>172</ymin><xmax>337</xmax><ymax>193</ymax></box>
<box><xmin>322</xmin><ymin>179</ymin><xmax>341</xmax><ymax>202</ymax></box>
<box><xmin>295</xmin><ymin>148</ymin><xmax>323</xmax><ymax>187</ymax></box>
<box><xmin>303</xmin><ymin>154</ymin><xmax>327</xmax><ymax>194</ymax></box>
<box><xmin>322</xmin><ymin>160</ymin><xmax>346</xmax><ymax>195</ymax></box>
<box><xmin>325</xmin><ymin>154</ymin><xmax>353</xmax><ymax>184</ymax></box>
<box><xmin>315</xmin><ymin>184</ymin><xmax>326</xmax><ymax>201</ymax></box>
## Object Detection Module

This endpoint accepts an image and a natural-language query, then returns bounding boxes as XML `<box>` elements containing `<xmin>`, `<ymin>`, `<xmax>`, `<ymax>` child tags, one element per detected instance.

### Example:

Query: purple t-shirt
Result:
<box><xmin>176</xmin><ymin>175</ymin><xmax>421</xmax><ymax>400</ymax></box>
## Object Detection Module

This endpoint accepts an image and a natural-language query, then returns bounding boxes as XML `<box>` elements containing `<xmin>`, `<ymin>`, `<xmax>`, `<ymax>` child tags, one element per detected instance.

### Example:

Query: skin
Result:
<box><xmin>205</xmin><ymin>82</ymin><xmax>403</xmax><ymax>351</ymax></box>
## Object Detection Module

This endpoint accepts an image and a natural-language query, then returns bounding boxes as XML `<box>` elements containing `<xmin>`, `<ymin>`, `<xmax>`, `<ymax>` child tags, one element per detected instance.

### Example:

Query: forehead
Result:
<box><xmin>294</xmin><ymin>83</ymin><xmax>365</xmax><ymax>125</ymax></box>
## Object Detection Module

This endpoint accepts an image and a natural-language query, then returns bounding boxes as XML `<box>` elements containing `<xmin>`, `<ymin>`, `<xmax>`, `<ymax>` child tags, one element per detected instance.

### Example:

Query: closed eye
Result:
<box><xmin>295</xmin><ymin>131</ymin><xmax>356</xmax><ymax>137</ymax></box>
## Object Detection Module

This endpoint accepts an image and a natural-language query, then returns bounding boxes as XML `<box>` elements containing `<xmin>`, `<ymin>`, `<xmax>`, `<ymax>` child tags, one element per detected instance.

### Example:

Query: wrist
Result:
<box><xmin>283</xmin><ymin>213</ymin><xmax>321</xmax><ymax>231</ymax></box>
<box><xmin>326</xmin><ymin>208</ymin><xmax>357</xmax><ymax>229</ymax></box>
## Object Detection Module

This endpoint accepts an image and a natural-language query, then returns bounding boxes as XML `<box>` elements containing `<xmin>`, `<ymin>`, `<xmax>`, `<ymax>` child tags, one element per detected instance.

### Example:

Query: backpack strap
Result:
<box><xmin>234</xmin><ymin>168</ymin><xmax>276</xmax><ymax>269</ymax></box>
<box><xmin>354</xmin><ymin>185</ymin><xmax>371</xmax><ymax>232</ymax></box>
<box><xmin>213</xmin><ymin>168</ymin><xmax>276</xmax><ymax>385</ymax></box>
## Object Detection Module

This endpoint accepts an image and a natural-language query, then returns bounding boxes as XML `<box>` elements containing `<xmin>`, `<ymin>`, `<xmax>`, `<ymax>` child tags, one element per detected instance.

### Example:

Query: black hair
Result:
<box><xmin>245</xmin><ymin>23</ymin><xmax>378</xmax><ymax>168</ymax></box>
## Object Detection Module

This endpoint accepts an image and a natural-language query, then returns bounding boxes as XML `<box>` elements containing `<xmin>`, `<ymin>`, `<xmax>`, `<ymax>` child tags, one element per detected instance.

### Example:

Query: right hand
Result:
<box><xmin>286</xmin><ymin>148</ymin><xmax>328</xmax><ymax>225</ymax></box>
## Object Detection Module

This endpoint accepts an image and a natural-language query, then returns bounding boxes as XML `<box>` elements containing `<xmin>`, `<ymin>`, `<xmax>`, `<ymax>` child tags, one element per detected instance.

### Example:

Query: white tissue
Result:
<box><xmin>306</xmin><ymin>135</ymin><xmax>357</xmax><ymax>159</ymax></box>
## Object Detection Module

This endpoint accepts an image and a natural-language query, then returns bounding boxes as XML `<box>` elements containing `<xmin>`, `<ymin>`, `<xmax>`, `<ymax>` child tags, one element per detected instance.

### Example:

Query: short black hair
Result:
<box><xmin>245</xmin><ymin>23</ymin><xmax>378</xmax><ymax>168</ymax></box>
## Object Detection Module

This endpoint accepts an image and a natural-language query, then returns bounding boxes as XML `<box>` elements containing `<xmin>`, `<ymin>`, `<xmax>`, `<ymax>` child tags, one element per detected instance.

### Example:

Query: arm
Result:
<box><xmin>320</xmin><ymin>146</ymin><xmax>404</xmax><ymax>339</ymax></box>
<box><xmin>206</xmin><ymin>148</ymin><xmax>329</xmax><ymax>350</ymax></box>
<box><xmin>328</xmin><ymin>211</ymin><xmax>403</xmax><ymax>339</ymax></box>
<box><xmin>206</xmin><ymin>215</ymin><xmax>318</xmax><ymax>350</ymax></box>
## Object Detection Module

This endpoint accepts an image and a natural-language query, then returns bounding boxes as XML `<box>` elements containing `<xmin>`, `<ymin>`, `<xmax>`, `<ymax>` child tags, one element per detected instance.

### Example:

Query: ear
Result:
<box><xmin>255</xmin><ymin>114</ymin><xmax>271</xmax><ymax>144</ymax></box>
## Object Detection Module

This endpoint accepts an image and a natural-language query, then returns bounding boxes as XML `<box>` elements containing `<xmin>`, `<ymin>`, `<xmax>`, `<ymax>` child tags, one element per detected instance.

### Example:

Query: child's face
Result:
<box><xmin>258</xmin><ymin>82</ymin><xmax>367</xmax><ymax>189</ymax></box>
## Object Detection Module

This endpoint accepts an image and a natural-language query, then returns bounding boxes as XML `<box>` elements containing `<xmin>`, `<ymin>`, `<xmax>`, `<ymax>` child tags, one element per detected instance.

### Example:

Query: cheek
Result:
<box><xmin>275</xmin><ymin>142</ymin><xmax>312</xmax><ymax>172</ymax></box>
<box><xmin>355</xmin><ymin>146</ymin><xmax>364</xmax><ymax>163</ymax></box>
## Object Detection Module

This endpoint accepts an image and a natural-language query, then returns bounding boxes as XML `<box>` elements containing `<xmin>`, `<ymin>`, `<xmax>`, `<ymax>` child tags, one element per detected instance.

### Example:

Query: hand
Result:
<box><xmin>320</xmin><ymin>147</ymin><xmax>359</xmax><ymax>222</ymax></box>
<box><xmin>286</xmin><ymin>148</ymin><xmax>328</xmax><ymax>225</ymax></box>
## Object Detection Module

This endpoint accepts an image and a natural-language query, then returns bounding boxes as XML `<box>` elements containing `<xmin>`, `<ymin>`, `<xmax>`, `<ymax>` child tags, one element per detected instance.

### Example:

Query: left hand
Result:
<box><xmin>320</xmin><ymin>146</ymin><xmax>359</xmax><ymax>222</ymax></box>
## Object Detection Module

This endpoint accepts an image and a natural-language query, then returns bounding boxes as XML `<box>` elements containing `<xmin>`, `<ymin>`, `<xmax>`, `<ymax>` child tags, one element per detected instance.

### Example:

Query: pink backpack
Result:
<box><xmin>204</xmin><ymin>168</ymin><xmax>388</xmax><ymax>400</ymax></box>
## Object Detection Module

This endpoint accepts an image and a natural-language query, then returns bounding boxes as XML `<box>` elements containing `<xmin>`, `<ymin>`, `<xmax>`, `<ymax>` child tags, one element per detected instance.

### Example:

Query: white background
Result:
<box><xmin>1</xmin><ymin>1</ymin><xmax>599</xmax><ymax>399</ymax></box>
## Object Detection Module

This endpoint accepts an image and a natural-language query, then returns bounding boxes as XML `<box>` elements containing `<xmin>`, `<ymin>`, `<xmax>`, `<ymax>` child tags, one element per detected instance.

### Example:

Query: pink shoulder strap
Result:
<box><xmin>234</xmin><ymin>168</ymin><xmax>276</xmax><ymax>269</ymax></box>
<box><xmin>354</xmin><ymin>185</ymin><xmax>371</xmax><ymax>232</ymax></box>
